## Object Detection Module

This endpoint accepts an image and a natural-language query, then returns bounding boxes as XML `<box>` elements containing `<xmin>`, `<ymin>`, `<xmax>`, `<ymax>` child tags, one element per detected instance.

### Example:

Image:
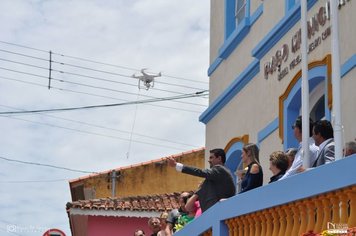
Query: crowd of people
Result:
<box><xmin>134</xmin><ymin>116</ymin><xmax>356</xmax><ymax>236</ymax></box>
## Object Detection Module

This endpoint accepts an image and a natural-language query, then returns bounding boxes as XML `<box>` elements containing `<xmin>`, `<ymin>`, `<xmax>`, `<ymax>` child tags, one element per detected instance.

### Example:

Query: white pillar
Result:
<box><xmin>301</xmin><ymin>0</ymin><xmax>310</xmax><ymax>168</ymax></box>
<box><xmin>330</xmin><ymin>0</ymin><xmax>343</xmax><ymax>160</ymax></box>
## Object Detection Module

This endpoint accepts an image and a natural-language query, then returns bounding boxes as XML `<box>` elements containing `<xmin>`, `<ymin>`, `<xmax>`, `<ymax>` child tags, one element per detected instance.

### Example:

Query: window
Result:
<box><xmin>235</xmin><ymin>0</ymin><xmax>246</xmax><ymax>26</ymax></box>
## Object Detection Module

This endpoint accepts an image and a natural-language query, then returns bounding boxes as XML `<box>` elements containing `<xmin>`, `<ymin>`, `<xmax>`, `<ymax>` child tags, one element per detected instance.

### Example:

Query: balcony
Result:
<box><xmin>174</xmin><ymin>154</ymin><xmax>356</xmax><ymax>236</ymax></box>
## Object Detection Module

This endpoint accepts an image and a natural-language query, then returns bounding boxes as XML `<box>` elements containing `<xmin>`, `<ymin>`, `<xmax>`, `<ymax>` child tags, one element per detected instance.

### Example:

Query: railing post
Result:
<box><xmin>330</xmin><ymin>192</ymin><xmax>340</xmax><ymax>224</ymax></box>
<box><xmin>252</xmin><ymin>213</ymin><xmax>261</xmax><ymax>236</ymax></box>
<box><xmin>291</xmin><ymin>203</ymin><xmax>300</xmax><ymax>236</ymax></box>
<box><xmin>242</xmin><ymin>215</ymin><xmax>249</xmax><ymax>236</ymax></box>
<box><xmin>314</xmin><ymin>197</ymin><xmax>324</xmax><ymax>233</ymax></box>
<box><xmin>347</xmin><ymin>186</ymin><xmax>356</xmax><ymax>227</ymax></box>
<box><xmin>305</xmin><ymin>200</ymin><xmax>316</xmax><ymax>233</ymax></box>
<box><xmin>259</xmin><ymin>211</ymin><xmax>267</xmax><ymax>236</ymax></box>
<box><xmin>266</xmin><ymin>209</ymin><xmax>273</xmax><ymax>236</ymax></box>
<box><xmin>298</xmin><ymin>200</ymin><xmax>308</xmax><ymax>236</ymax></box>
<box><xmin>237</xmin><ymin>217</ymin><xmax>244</xmax><ymax>236</ymax></box>
<box><xmin>271</xmin><ymin>208</ymin><xmax>280</xmax><ymax>236</ymax></box>
<box><xmin>340</xmin><ymin>190</ymin><xmax>349</xmax><ymax>225</ymax></box>
<box><xmin>247</xmin><ymin>214</ymin><xmax>254</xmax><ymax>236</ymax></box>
<box><xmin>321</xmin><ymin>197</ymin><xmax>332</xmax><ymax>230</ymax></box>
<box><xmin>284</xmin><ymin>204</ymin><xmax>293</xmax><ymax>235</ymax></box>
<box><xmin>277</xmin><ymin>206</ymin><xmax>287</xmax><ymax>236</ymax></box>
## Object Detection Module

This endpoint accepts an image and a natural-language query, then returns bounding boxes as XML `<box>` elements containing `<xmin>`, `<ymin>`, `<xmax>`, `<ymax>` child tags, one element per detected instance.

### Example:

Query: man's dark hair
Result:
<box><xmin>313</xmin><ymin>120</ymin><xmax>334</xmax><ymax>140</ymax></box>
<box><xmin>293</xmin><ymin>116</ymin><xmax>314</xmax><ymax>137</ymax></box>
<box><xmin>210</xmin><ymin>148</ymin><xmax>226</xmax><ymax>163</ymax></box>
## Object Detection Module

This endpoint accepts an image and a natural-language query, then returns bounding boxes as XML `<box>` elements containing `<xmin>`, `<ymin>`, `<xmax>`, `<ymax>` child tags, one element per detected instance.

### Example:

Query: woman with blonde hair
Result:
<box><xmin>239</xmin><ymin>143</ymin><xmax>263</xmax><ymax>193</ymax></box>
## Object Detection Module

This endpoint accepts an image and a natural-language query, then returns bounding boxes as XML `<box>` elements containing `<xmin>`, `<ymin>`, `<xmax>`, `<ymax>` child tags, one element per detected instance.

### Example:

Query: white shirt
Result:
<box><xmin>279</xmin><ymin>137</ymin><xmax>319</xmax><ymax>180</ymax></box>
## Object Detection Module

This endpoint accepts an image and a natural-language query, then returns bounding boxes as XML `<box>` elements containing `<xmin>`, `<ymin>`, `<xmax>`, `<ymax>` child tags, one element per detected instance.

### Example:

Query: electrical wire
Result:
<box><xmin>0</xmin><ymin>63</ymin><xmax>207</xmax><ymax>107</ymax></box>
<box><xmin>0</xmin><ymin>40</ymin><xmax>208</xmax><ymax>84</ymax></box>
<box><xmin>0</xmin><ymin>104</ymin><xmax>199</xmax><ymax>148</ymax></box>
<box><xmin>0</xmin><ymin>156</ymin><xmax>97</xmax><ymax>174</ymax></box>
<box><xmin>0</xmin><ymin>74</ymin><xmax>205</xmax><ymax>113</ymax></box>
<box><xmin>0</xmin><ymin>50</ymin><xmax>209</xmax><ymax>94</ymax></box>
<box><xmin>0</xmin><ymin>90</ymin><xmax>208</xmax><ymax>115</ymax></box>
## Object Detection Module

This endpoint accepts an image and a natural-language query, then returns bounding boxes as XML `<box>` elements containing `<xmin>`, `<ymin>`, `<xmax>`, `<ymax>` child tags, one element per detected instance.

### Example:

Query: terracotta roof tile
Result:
<box><xmin>69</xmin><ymin>147</ymin><xmax>205</xmax><ymax>183</ymax></box>
<box><xmin>67</xmin><ymin>192</ymin><xmax>190</xmax><ymax>213</ymax></box>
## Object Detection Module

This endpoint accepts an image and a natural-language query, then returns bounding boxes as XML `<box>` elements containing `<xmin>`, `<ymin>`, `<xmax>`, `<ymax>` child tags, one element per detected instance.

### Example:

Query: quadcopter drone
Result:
<box><xmin>132</xmin><ymin>69</ymin><xmax>162</xmax><ymax>90</ymax></box>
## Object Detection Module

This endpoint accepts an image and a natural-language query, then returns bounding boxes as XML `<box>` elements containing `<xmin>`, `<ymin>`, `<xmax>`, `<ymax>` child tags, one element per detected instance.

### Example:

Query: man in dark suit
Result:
<box><xmin>312</xmin><ymin>120</ymin><xmax>335</xmax><ymax>167</ymax></box>
<box><xmin>167</xmin><ymin>149</ymin><xmax>236</xmax><ymax>212</ymax></box>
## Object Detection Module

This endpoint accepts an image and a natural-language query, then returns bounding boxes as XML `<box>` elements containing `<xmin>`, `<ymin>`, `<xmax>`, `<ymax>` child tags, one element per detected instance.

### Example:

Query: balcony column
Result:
<box><xmin>225</xmin><ymin>218</ymin><xmax>235</xmax><ymax>236</ymax></box>
<box><xmin>321</xmin><ymin>197</ymin><xmax>332</xmax><ymax>230</ymax></box>
<box><xmin>265</xmin><ymin>210</ymin><xmax>273</xmax><ymax>236</ymax></box>
<box><xmin>339</xmin><ymin>190</ymin><xmax>349</xmax><ymax>225</ymax></box>
<box><xmin>330</xmin><ymin>193</ymin><xmax>340</xmax><ymax>224</ymax></box>
<box><xmin>259</xmin><ymin>211</ymin><xmax>267</xmax><ymax>236</ymax></box>
<box><xmin>297</xmin><ymin>200</ymin><xmax>308</xmax><ymax>236</ymax></box>
<box><xmin>237</xmin><ymin>217</ymin><xmax>244</xmax><ymax>236</ymax></box>
<box><xmin>252</xmin><ymin>213</ymin><xmax>261</xmax><ymax>236</ymax></box>
<box><xmin>277</xmin><ymin>206</ymin><xmax>287</xmax><ymax>236</ymax></box>
<box><xmin>242</xmin><ymin>215</ymin><xmax>249</xmax><ymax>236</ymax></box>
<box><xmin>305</xmin><ymin>200</ymin><xmax>316</xmax><ymax>233</ymax></box>
<box><xmin>247</xmin><ymin>214</ymin><xmax>255</xmax><ymax>236</ymax></box>
<box><xmin>314</xmin><ymin>197</ymin><xmax>324</xmax><ymax>233</ymax></box>
<box><xmin>284</xmin><ymin>204</ymin><xmax>293</xmax><ymax>235</ymax></box>
<box><xmin>347</xmin><ymin>186</ymin><xmax>356</xmax><ymax>227</ymax></box>
<box><xmin>271</xmin><ymin>208</ymin><xmax>280</xmax><ymax>236</ymax></box>
<box><xmin>291</xmin><ymin>203</ymin><xmax>300</xmax><ymax>236</ymax></box>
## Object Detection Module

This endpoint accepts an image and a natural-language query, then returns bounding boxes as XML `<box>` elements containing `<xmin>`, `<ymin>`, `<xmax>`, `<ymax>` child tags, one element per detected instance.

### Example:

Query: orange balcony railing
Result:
<box><xmin>174</xmin><ymin>154</ymin><xmax>356</xmax><ymax>236</ymax></box>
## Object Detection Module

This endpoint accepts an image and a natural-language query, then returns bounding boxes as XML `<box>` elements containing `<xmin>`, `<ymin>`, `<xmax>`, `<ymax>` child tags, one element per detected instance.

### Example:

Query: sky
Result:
<box><xmin>0</xmin><ymin>1</ymin><xmax>210</xmax><ymax>235</ymax></box>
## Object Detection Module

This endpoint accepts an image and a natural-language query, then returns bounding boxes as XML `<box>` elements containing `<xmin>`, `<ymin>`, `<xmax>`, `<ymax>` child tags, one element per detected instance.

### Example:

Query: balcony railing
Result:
<box><xmin>174</xmin><ymin>154</ymin><xmax>356</xmax><ymax>236</ymax></box>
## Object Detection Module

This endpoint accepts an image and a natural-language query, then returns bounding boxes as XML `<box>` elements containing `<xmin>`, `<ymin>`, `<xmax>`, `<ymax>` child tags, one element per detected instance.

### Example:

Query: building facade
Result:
<box><xmin>200</xmin><ymin>0</ymin><xmax>355</xmax><ymax>183</ymax></box>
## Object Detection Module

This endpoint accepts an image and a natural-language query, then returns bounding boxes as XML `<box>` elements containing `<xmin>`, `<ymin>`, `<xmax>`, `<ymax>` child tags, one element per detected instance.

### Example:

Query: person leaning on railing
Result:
<box><xmin>268</xmin><ymin>151</ymin><xmax>289</xmax><ymax>183</ymax></box>
<box><xmin>238</xmin><ymin>143</ymin><xmax>263</xmax><ymax>193</ymax></box>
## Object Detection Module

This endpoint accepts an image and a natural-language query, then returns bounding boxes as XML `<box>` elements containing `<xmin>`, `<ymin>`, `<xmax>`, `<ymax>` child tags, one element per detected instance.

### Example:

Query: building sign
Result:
<box><xmin>263</xmin><ymin>0</ymin><xmax>350</xmax><ymax>80</ymax></box>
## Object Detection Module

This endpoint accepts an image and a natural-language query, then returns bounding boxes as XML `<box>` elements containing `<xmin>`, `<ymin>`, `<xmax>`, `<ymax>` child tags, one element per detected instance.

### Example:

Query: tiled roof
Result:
<box><xmin>66</xmin><ymin>192</ymin><xmax>189</xmax><ymax>212</ymax></box>
<box><xmin>69</xmin><ymin>147</ymin><xmax>205</xmax><ymax>184</ymax></box>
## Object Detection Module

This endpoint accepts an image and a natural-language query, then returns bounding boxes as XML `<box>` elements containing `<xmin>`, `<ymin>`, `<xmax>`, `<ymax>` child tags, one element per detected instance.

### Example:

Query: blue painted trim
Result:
<box><xmin>207</xmin><ymin>57</ymin><xmax>223</xmax><ymax>76</ymax></box>
<box><xmin>200</xmin><ymin>59</ymin><xmax>260</xmax><ymax>124</ymax></box>
<box><xmin>174</xmin><ymin>155</ymin><xmax>356</xmax><ymax>236</ymax></box>
<box><xmin>207</xmin><ymin>4</ymin><xmax>263</xmax><ymax>76</ymax></box>
<box><xmin>225</xmin><ymin>0</ymin><xmax>236</xmax><ymax>39</ymax></box>
<box><xmin>250</xmin><ymin>4</ymin><xmax>263</xmax><ymax>25</ymax></box>
<box><xmin>252</xmin><ymin>0</ymin><xmax>317</xmax><ymax>60</ymax></box>
<box><xmin>225</xmin><ymin>142</ymin><xmax>243</xmax><ymax>184</ymax></box>
<box><xmin>283</xmin><ymin>66</ymin><xmax>328</xmax><ymax>150</ymax></box>
<box><xmin>218</xmin><ymin>18</ymin><xmax>250</xmax><ymax>59</ymax></box>
<box><xmin>341</xmin><ymin>54</ymin><xmax>356</xmax><ymax>77</ymax></box>
<box><xmin>257</xmin><ymin>118</ymin><xmax>279</xmax><ymax>144</ymax></box>
<box><xmin>285</xmin><ymin>0</ymin><xmax>296</xmax><ymax>14</ymax></box>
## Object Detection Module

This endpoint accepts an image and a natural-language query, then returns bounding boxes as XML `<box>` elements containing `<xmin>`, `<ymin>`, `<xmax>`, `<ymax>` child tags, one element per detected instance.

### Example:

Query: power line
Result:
<box><xmin>0</xmin><ymin>50</ymin><xmax>209</xmax><ymax>93</ymax></box>
<box><xmin>0</xmin><ymin>156</ymin><xmax>97</xmax><ymax>174</ymax></box>
<box><xmin>0</xmin><ymin>40</ymin><xmax>208</xmax><ymax>84</ymax></box>
<box><xmin>0</xmin><ymin>90</ymin><xmax>208</xmax><ymax>115</ymax></box>
<box><xmin>0</xmin><ymin>75</ymin><xmax>203</xmax><ymax>113</ymax></box>
<box><xmin>0</xmin><ymin>104</ymin><xmax>199</xmax><ymax>147</ymax></box>
<box><xmin>0</xmin><ymin>63</ymin><xmax>207</xmax><ymax>107</ymax></box>
<box><xmin>0</xmin><ymin>73</ymin><xmax>205</xmax><ymax>113</ymax></box>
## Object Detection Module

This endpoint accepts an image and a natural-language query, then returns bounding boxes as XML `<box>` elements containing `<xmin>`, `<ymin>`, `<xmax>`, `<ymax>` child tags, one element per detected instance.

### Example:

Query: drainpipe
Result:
<box><xmin>111</xmin><ymin>170</ymin><xmax>116</xmax><ymax>197</ymax></box>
